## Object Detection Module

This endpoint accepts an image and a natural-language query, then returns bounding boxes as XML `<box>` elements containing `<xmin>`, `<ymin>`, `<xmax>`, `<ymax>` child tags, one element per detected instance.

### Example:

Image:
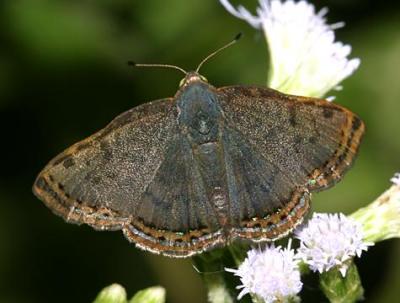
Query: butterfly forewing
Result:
<box><xmin>217</xmin><ymin>86</ymin><xmax>364</xmax><ymax>192</ymax></box>
<box><xmin>33</xmin><ymin>98</ymin><xmax>179</xmax><ymax>229</ymax></box>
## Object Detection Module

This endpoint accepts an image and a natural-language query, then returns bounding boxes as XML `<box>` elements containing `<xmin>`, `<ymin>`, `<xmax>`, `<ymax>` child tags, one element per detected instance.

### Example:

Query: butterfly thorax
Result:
<box><xmin>176</xmin><ymin>76</ymin><xmax>223</xmax><ymax>145</ymax></box>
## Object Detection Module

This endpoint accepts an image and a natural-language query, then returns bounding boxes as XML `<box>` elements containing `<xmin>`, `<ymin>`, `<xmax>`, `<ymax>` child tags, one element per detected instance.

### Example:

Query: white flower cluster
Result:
<box><xmin>219</xmin><ymin>0</ymin><xmax>360</xmax><ymax>98</ymax></box>
<box><xmin>295</xmin><ymin>213</ymin><xmax>372</xmax><ymax>277</ymax></box>
<box><xmin>226</xmin><ymin>241</ymin><xmax>302</xmax><ymax>303</ymax></box>
<box><xmin>226</xmin><ymin>213</ymin><xmax>371</xmax><ymax>301</ymax></box>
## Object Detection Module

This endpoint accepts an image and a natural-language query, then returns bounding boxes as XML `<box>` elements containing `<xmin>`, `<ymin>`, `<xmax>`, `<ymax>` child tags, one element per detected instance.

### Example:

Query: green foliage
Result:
<box><xmin>93</xmin><ymin>284</ymin><xmax>165</xmax><ymax>303</ymax></box>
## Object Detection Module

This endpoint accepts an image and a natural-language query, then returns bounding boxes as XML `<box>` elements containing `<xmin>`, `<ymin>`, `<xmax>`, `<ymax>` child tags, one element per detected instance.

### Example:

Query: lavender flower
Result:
<box><xmin>219</xmin><ymin>0</ymin><xmax>360</xmax><ymax>98</ymax></box>
<box><xmin>225</xmin><ymin>242</ymin><xmax>302</xmax><ymax>302</ymax></box>
<box><xmin>295</xmin><ymin>213</ymin><xmax>372</xmax><ymax>277</ymax></box>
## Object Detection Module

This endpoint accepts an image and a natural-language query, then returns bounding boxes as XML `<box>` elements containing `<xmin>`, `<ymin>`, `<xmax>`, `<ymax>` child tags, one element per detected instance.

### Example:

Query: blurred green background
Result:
<box><xmin>0</xmin><ymin>0</ymin><xmax>399</xmax><ymax>302</ymax></box>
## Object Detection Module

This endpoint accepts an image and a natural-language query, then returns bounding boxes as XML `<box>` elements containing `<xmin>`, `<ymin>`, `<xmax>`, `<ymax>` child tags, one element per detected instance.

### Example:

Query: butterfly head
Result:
<box><xmin>179</xmin><ymin>72</ymin><xmax>208</xmax><ymax>89</ymax></box>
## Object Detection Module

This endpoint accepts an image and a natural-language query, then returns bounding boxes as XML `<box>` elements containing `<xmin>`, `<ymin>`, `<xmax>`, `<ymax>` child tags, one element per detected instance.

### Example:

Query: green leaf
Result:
<box><xmin>93</xmin><ymin>284</ymin><xmax>127</xmax><ymax>303</ymax></box>
<box><xmin>129</xmin><ymin>286</ymin><xmax>166</xmax><ymax>303</ymax></box>
<box><xmin>320</xmin><ymin>261</ymin><xmax>364</xmax><ymax>303</ymax></box>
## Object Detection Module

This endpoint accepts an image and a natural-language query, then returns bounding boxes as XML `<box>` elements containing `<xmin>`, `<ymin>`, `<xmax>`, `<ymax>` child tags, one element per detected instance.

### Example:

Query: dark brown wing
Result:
<box><xmin>221</xmin><ymin>125</ymin><xmax>311</xmax><ymax>241</ymax></box>
<box><xmin>33</xmin><ymin>98</ymin><xmax>226</xmax><ymax>257</ymax></box>
<box><xmin>217</xmin><ymin>86</ymin><xmax>364</xmax><ymax>241</ymax></box>
<box><xmin>218</xmin><ymin>85</ymin><xmax>364</xmax><ymax>192</ymax></box>
<box><xmin>123</xmin><ymin>134</ymin><xmax>228</xmax><ymax>257</ymax></box>
<box><xmin>33</xmin><ymin>98</ymin><xmax>179</xmax><ymax>230</ymax></box>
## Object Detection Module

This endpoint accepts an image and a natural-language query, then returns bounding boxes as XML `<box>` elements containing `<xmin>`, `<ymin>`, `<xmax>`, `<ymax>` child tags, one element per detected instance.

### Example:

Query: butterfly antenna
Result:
<box><xmin>195</xmin><ymin>33</ymin><xmax>242</xmax><ymax>73</ymax></box>
<box><xmin>128</xmin><ymin>61</ymin><xmax>187</xmax><ymax>75</ymax></box>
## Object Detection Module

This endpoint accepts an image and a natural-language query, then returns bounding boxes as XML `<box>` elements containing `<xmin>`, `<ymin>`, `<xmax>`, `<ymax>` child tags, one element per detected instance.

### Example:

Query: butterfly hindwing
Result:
<box><xmin>124</xmin><ymin>135</ymin><xmax>226</xmax><ymax>257</ymax></box>
<box><xmin>222</xmin><ymin>126</ymin><xmax>311</xmax><ymax>241</ymax></box>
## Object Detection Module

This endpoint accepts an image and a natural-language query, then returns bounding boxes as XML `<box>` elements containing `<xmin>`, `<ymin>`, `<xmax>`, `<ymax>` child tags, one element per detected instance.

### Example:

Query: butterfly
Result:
<box><xmin>33</xmin><ymin>38</ymin><xmax>364</xmax><ymax>257</ymax></box>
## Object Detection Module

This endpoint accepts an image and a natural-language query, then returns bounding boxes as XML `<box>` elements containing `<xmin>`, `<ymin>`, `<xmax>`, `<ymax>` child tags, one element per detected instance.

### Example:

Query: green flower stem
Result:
<box><xmin>205</xmin><ymin>274</ymin><xmax>234</xmax><ymax>303</ymax></box>
<box><xmin>298</xmin><ymin>261</ymin><xmax>311</xmax><ymax>276</ymax></box>
<box><xmin>192</xmin><ymin>250</ymin><xmax>234</xmax><ymax>303</ymax></box>
<box><xmin>351</xmin><ymin>184</ymin><xmax>400</xmax><ymax>243</ymax></box>
<box><xmin>320</xmin><ymin>261</ymin><xmax>364</xmax><ymax>303</ymax></box>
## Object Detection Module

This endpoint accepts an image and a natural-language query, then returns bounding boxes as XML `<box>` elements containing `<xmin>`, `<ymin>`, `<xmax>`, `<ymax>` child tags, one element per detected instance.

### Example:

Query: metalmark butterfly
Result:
<box><xmin>33</xmin><ymin>37</ymin><xmax>364</xmax><ymax>257</ymax></box>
